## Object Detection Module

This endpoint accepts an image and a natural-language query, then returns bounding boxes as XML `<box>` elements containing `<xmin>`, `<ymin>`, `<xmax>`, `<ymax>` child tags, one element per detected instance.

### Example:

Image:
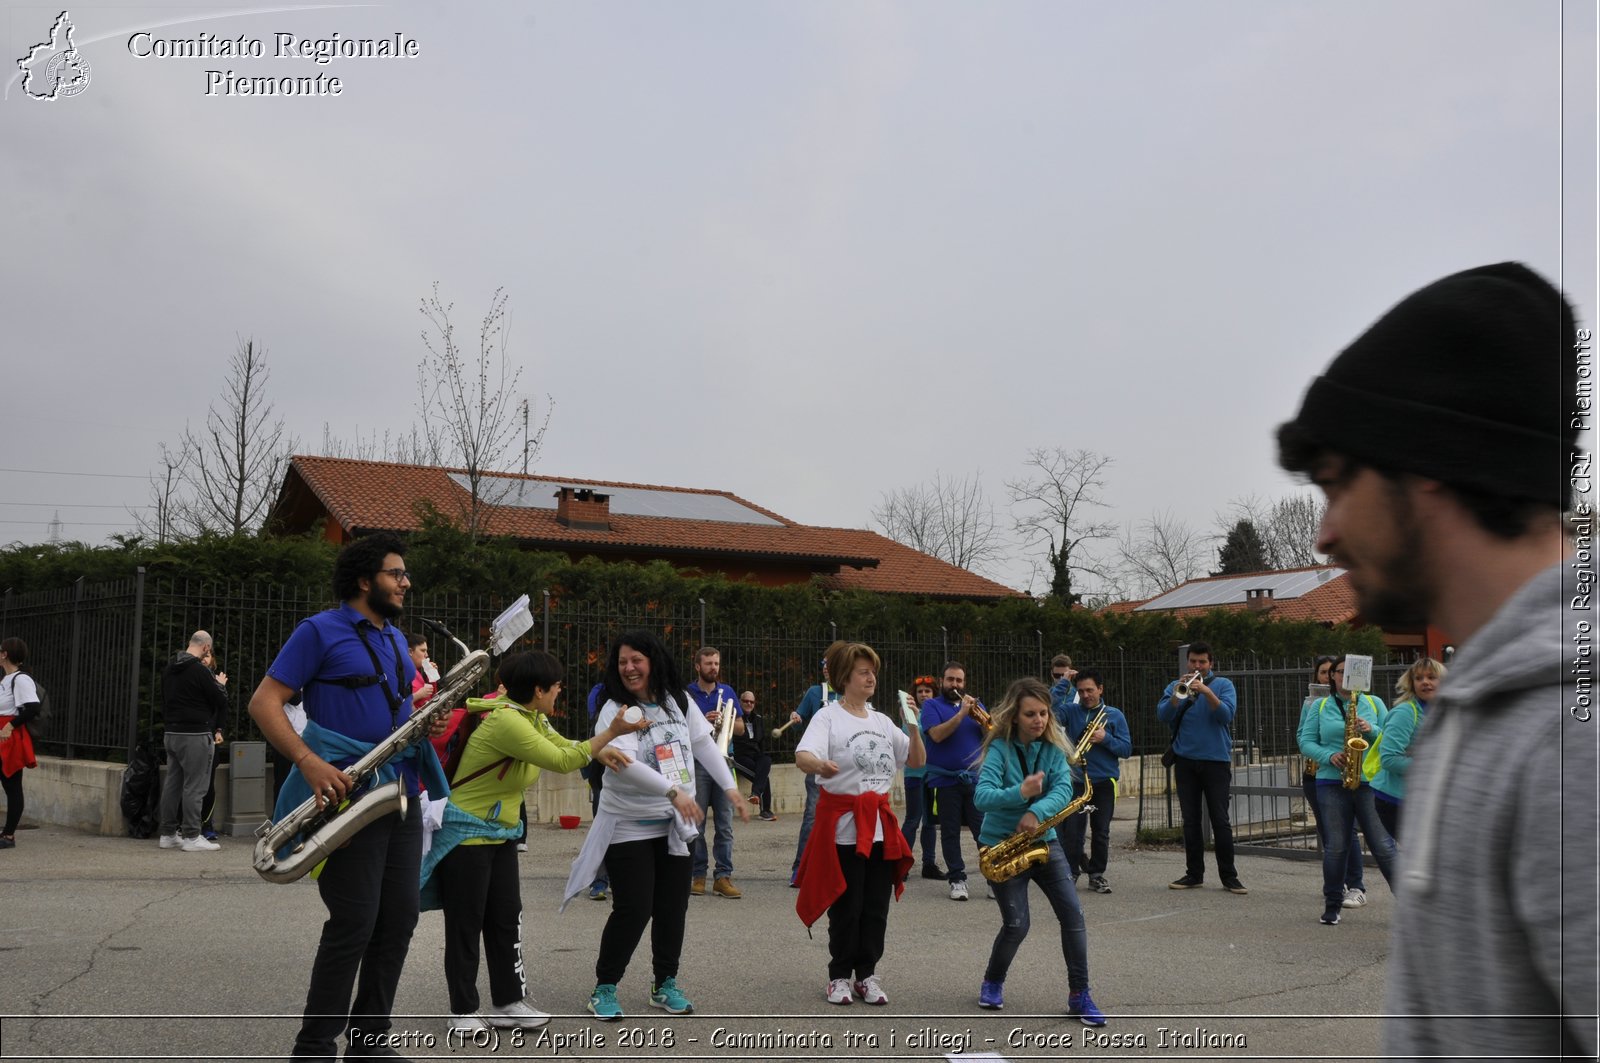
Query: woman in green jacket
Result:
<box><xmin>1371</xmin><ymin>657</ymin><xmax>1445</xmax><ymax>841</ymax></box>
<box><xmin>430</xmin><ymin>651</ymin><xmax>636</xmax><ymax>1035</ymax></box>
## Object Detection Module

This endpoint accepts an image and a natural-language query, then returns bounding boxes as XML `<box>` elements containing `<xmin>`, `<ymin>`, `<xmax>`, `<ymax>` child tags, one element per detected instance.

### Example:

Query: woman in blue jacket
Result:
<box><xmin>1370</xmin><ymin>658</ymin><xmax>1444</xmax><ymax>841</ymax></box>
<box><xmin>1297</xmin><ymin>656</ymin><xmax>1397</xmax><ymax>926</ymax></box>
<box><xmin>974</xmin><ymin>677</ymin><xmax>1105</xmax><ymax>1026</ymax></box>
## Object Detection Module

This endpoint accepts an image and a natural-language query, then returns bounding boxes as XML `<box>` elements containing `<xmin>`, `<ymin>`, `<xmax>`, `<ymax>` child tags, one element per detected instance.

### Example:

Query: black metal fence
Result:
<box><xmin>1</xmin><ymin>572</ymin><xmax>1417</xmax><ymax>856</ymax></box>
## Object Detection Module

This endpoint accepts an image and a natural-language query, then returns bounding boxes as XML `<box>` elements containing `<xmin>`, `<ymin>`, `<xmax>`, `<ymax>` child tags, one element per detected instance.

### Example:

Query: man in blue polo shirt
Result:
<box><xmin>1058</xmin><ymin>669</ymin><xmax>1132</xmax><ymax>894</ymax></box>
<box><xmin>685</xmin><ymin>645</ymin><xmax>746</xmax><ymax>898</ymax></box>
<box><xmin>1156</xmin><ymin>641</ymin><xmax>1246</xmax><ymax>895</ymax></box>
<box><xmin>920</xmin><ymin>660</ymin><xmax>988</xmax><ymax>901</ymax></box>
<box><xmin>248</xmin><ymin>532</ymin><xmax>436</xmax><ymax>1062</ymax></box>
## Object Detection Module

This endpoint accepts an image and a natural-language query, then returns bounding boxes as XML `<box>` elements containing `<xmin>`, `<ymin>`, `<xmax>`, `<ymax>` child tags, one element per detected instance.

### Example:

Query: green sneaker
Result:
<box><xmin>648</xmin><ymin>976</ymin><xmax>694</xmax><ymax>1014</ymax></box>
<box><xmin>587</xmin><ymin>983</ymin><xmax>623</xmax><ymax>1021</ymax></box>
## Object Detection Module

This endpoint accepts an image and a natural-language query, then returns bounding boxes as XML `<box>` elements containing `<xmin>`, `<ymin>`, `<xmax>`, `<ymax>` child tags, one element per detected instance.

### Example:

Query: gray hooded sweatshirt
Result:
<box><xmin>1381</xmin><ymin>562</ymin><xmax>1597</xmax><ymax>1060</ymax></box>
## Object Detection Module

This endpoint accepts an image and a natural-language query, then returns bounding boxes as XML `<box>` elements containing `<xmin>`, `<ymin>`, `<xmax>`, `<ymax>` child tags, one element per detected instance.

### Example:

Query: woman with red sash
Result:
<box><xmin>794</xmin><ymin>641</ymin><xmax>925</xmax><ymax>1007</ymax></box>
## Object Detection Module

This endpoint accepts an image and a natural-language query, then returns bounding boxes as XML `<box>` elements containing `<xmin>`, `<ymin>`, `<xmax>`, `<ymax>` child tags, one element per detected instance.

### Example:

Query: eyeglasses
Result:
<box><xmin>1050</xmin><ymin>671</ymin><xmax>1069</xmax><ymax>679</ymax></box>
<box><xmin>740</xmin><ymin>698</ymin><xmax>755</xmax><ymax>704</ymax></box>
<box><xmin>379</xmin><ymin>568</ymin><xmax>412</xmax><ymax>584</ymax></box>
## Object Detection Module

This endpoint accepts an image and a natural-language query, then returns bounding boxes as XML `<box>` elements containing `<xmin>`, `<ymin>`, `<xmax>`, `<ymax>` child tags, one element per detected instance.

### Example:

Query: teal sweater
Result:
<box><xmin>1370</xmin><ymin>698</ymin><xmax>1425</xmax><ymax>801</ymax></box>
<box><xmin>1298</xmin><ymin>693</ymin><xmax>1385</xmax><ymax>784</ymax></box>
<box><xmin>973</xmin><ymin>737</ymin><xmax>1076</xmax><ymax>846</ymax></box>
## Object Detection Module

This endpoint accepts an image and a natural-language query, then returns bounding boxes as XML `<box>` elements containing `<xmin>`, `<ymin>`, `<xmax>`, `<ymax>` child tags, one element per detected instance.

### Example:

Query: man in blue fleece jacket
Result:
<box><xmin>1156</xmin><ymin>642</ymin><xmax>1246</xmax><ymax>895</ymax></box>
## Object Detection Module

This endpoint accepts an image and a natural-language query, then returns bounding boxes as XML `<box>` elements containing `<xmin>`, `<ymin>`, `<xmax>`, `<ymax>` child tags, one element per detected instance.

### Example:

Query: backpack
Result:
<box><xmin>7</xmin><ymin>672</ymin><xmax>51</xmax><ymax>737</ymax></box>
<box><xmin>120</xmin><ymin>741</ymin><xmax>162</xmax><ymax>838</ymax></box>
<box><xmin>437</xmin><ymin>706</ymin><xmax>511</xmax><ymax>787</ymax></box>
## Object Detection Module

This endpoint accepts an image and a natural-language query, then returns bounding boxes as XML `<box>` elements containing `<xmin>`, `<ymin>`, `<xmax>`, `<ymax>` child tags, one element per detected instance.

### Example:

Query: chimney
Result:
<box><xmin>555</xmin><ymin>487</ymin><xmax>611</xmax><ymax>531</ymax></box>
<box><xmin>1245</xmin><ymin>587</ymin><xmax>1276</xmax><ymax>613</ymax></box>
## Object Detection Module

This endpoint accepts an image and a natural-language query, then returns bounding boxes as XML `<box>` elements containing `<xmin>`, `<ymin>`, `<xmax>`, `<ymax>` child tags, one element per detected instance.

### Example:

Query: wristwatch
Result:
<box><xmin>664</xmin><ymin>786</ymin><xmax>681</xmax><ymax>802</ymax></box>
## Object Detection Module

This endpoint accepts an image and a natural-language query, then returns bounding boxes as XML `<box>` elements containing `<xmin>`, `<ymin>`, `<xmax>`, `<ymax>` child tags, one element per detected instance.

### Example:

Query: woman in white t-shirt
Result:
<box><xmin>794</xmin><ymin>641</ymin><xmax>926</xmax><ymax>1007</ymax></box>
<box><xmin>0</xmin><ymin>637</ymin><xmax>44</xmax><ymax>849</ymax></box>
<box><xmin>564</xmin><ymin>630</ymin><xmax>746</xmax><ymax>1023</ymax></box>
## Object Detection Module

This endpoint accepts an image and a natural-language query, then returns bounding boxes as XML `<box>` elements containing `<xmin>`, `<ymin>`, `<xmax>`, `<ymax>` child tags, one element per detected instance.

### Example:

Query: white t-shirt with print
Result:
<box><xmin>796</xmin><ymin>700</ymin><xmax>909</xmax><ymax>846</ymax></box>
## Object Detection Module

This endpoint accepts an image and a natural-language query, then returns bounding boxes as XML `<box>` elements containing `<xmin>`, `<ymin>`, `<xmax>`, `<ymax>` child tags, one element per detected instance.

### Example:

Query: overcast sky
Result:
<box><xmin>3</xmin><ymin>1</ymin><xmax>1594</xmax><ymax>594</ymax></box>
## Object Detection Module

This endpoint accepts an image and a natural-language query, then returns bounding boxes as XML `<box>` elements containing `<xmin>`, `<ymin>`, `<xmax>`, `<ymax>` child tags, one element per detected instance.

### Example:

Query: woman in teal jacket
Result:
<box><xmin>973</xmin><ymin>677</ymin><xmax>1105</xmax><ymax>1026</ymax></box>
<box><xmin>1297</xmin><ymin>656</ymin><xmax>1397</xmax><ymax>926</ymax></box>
<box><xmin>1371</xmin><ymin>658</ymin><xmax>1444</xmax><ymax>841</ymax></box>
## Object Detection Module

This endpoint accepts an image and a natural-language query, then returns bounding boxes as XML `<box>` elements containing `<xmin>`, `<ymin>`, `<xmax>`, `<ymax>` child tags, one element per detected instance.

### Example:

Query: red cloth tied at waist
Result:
<box><xmin>794</xmin><ymin>787</ymin><xmax>913</xmax><ymax>929</ymax></box>
<box><xmin>1</xmin><ymin>722</ymin><xmax>37</xmax><ymax>776</ymax></box>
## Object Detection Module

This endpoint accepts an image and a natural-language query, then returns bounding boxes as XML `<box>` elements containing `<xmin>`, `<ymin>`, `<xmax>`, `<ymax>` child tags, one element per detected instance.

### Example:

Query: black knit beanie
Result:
<box><xmin>1277</xmin><ymin>262</ymin><xmax>1579</xmax><ymax>508</ymax></box>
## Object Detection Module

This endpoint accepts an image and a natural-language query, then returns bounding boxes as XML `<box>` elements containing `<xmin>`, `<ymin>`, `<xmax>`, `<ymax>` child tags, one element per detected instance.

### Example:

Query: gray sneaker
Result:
<box><xmin>1088</xmin><ymin>875</ymin><xmax>1112</xmax><ymax>894</ymax></box>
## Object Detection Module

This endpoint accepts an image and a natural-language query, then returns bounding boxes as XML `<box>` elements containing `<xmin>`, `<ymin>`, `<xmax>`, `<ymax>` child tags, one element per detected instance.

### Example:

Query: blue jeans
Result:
<box><xmin>983</xmin><ymin>840</ymin><xmax>1089</xmax><ymax>992</ymax></box>
<box><xmin>900</xmin><ymin>773</ymin><xmax>926</xmax><ymax>854</ymax></box>
<box><xmin>1304</xmin><ymin>772</ymin><xmax>1363</xmax><ymax>890</ymax></box>
<box><xmin>1314</xmin><ymin>783</ymin><xmax>1396</xmax><ymax>910</ymax></box>
<box><xmin>790</xmin><ymin>773</ymin><xmax>820</xmax><ymax>877</ymax></box>
<box><xmin>690</xmin><ymin>764</ymin><xmax>734</xmax><ymax>880</ymax></box>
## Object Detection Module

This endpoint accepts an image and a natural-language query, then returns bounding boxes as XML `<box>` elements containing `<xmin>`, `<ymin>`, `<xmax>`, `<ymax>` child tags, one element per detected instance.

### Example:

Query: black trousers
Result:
<box><xmin>1059</xmin><ymin>779</ymin><xmax>1116</xmax><ymax>877</ymax></box>
<box><xmin>596</xmin><ymin>836</ymin><xmax>691</xmax><ymax>988</ymax></box>
<box><xmin>1172</xmin><ymin>756</ymin><xmax>1236</xmax><ymax>880</ymax></box>
<box><xmin>435</xmin><ymin>840</ymin><xmax>525</xmax><ymax>1014</ymax></box>
<box><xmin>732</xmin><ymin>751</ymin><xmax>773</xmax><ymax>814</ymax></box>
<box><xmin>292</xmin><ymin>802</ymin><xmax>422</xmax><ymax>1061</ymax></box>
<box><xmin>827</xmin><ymin>842</ymin><xmax>895</xmax><ymax>981</ymax></box>
<box><xmin>930</xmin><ymin>779</ymin><xmax>984</xmax><ymax>882</ymax></box>
<box><xmin>1375</xmin><ymin>795</ymin><xmax>1402</xmax><ymax>841</ymax></box>
<box><xmin>2</xmin><ymin>766</ymin><xmax>23</xmax><ymax>835</ymax></box>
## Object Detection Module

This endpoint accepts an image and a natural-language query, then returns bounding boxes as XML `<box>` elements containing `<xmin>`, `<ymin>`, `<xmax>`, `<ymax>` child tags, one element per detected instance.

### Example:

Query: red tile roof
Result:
<box><xmin>275</xmin><ymin>455</ymin><xmax>1021</xmax><ymax>600</ymax></box>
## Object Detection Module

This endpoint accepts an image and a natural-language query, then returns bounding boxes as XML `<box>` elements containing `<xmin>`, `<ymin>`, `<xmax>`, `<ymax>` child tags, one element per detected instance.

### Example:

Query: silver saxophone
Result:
<box><xmin>252</xmin><ymin>617</ymin><xmax>493</xmax><ymax>884</ymax></box>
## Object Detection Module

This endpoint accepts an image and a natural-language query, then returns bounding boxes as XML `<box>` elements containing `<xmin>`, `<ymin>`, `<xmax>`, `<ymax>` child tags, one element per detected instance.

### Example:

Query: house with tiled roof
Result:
<box><xmin>1100</xmin><ymin>565</ymin><xmax>1441</xmax><ymax>656</ymax></box>
<box><xmin>268</xmin><ymin>455</ymin><xmax>1021</xmax><ymax>601</ymax></box>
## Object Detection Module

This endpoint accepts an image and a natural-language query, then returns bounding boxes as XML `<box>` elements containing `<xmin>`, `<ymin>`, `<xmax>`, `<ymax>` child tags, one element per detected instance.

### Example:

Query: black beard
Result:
<box><xmin>1351</xmin><ymin>484</ymin><xmax>1433</xmax><ymax>629</ymax></box>
<box><xmin>366</xmin><ymin>584</ymin><xmax>403</xmax><ymax>621</ymax></box>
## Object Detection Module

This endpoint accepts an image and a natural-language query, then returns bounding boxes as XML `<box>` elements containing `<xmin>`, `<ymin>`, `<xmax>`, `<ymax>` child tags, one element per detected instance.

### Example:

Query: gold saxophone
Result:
<box><xmin>1340</xmin><ymin>690</ymin><xmax>1369</xmax><ymax>791</ymax></box>
<box><xmin>979</xmin><ymin>705</ymin><xmax>1109</xmax><ymax>883</ymax></box>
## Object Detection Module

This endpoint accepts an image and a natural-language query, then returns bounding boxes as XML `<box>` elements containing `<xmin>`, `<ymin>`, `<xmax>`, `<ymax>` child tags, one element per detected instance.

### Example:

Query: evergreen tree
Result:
<box><xmin>1216</xmin><ymin>519</ymin><xmax>1269</xmax><ymax>575</ymax></box>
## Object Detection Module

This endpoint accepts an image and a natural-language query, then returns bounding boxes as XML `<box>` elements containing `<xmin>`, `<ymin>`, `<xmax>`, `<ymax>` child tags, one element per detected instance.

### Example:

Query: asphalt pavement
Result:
<box><xmin>0</xmin><ymin>810</ymin><xmax>1386</xmax><ymax>1062</ymax></box>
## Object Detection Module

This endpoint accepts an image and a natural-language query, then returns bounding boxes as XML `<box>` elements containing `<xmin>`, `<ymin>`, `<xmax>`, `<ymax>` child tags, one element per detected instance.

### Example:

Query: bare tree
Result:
<box><xmin>415</xmin><ymin>284</ymin><xmax>549</xmax><ymax>541</ymax></box>
<box><xmin>1006</xmin><ymin>448</ymin><xmax>1117</xmax><ymax>606</ymax></box>
<box><xmin>1221</xmin><ymin>492</ymin><xmax>1326</xmax><ymax>569</ymax></box>
<box><xmin>317</xmin><ymin>422</ymin><xmax>432</xmax><ymax>465</ymax></box>
<box><xmin>174</xmin><ymin>338</ymin><xmax>298</xmax><ymax>536</ymax></box>
<box><xmin>134</xmin><ymin>442</ymin><xmax>187</xmax><ymax>544</ymax></box>
<box><xmin>872</xmin><ymin>471</ymin><xmax>1007</xmax><ymax>574</ymax></box>
<box><xmin>1115</xmin><ymin>509</ymin><xmax>1212</xmax><ymax>597</ymax></box>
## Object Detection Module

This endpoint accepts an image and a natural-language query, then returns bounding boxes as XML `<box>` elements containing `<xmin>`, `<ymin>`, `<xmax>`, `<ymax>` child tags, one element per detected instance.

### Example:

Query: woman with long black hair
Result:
<box><xmin>562</xmin><ymin>630</ymin><xmax>746</xmax><ymax>1022</ymax></box>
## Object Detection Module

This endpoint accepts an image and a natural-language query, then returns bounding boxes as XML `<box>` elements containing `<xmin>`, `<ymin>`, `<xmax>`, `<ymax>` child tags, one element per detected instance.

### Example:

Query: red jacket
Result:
<box><xmin>794</xmin><ymin>787</ymin><xmax>912</xmax><ymax>928</ymax></box>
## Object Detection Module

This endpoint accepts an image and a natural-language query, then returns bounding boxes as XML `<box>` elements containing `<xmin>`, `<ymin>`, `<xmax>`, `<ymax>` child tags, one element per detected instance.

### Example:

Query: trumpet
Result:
<box><xmin>1174</xmin><ymin>671</ymin><xmax>1203</xmax><ymax>699</ymax></box>
<box><xmin>962</xmin><ymin>695</ymin><xmax>992</xmax><ymax>731</ymax></box>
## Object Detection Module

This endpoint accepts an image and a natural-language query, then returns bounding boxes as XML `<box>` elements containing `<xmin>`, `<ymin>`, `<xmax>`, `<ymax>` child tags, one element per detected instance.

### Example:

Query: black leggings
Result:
<box><xmin>596</xmin><ymin>836</ymin><xmax>691</xmax><ymax>988</ymax></box>
<box><xmin>827</xmin><ymin>842</ymin><xmax>895</xmax><ymax>981</ymax></box>
<box><xmin>2</xmin><ymin>767</ymin><xmax>22</xmax><ymax>835</ymax></box>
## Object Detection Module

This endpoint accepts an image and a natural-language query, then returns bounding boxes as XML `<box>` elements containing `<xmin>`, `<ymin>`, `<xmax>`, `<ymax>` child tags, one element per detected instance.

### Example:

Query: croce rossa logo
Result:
<box><xmin>17</xmin><ymin>10</ymin><xmax>91</xmax><ymax>100</ymax></box>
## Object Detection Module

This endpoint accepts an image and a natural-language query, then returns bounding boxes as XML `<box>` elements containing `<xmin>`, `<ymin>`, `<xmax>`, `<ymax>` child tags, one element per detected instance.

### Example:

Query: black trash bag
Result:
<box><xmin>121</xmin><ymin>741</ymin><xmax>162</xmax><ymax>839</ymax></box>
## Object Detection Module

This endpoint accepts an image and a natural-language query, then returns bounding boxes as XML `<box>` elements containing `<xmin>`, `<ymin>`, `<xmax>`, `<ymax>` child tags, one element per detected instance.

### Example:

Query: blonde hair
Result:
<box><xmin>1395</xmin><ymin>657</ymin><xmax>1446</xmax><ymax>704</ymax></box>
<box><xmin>979</xmin><ymin>677</ymin><xmax>1069</xmax><ymax>760</ymax></box>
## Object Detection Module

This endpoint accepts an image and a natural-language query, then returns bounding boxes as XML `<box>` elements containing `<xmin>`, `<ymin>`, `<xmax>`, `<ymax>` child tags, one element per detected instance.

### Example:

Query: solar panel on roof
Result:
<box><xmin>1135</xmin><ymin>568</ymin><xmax>1343</xmax><ymax>611</ymax></box>
<box><xmin>451</xmin><ymin>474</ymin><xmax>785</xmax><ymax>527</ymax></box>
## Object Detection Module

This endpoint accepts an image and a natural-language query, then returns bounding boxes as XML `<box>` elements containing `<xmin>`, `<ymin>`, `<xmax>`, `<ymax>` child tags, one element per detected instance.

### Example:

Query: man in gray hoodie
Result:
<box><xmin>1275</xmin><ymin>262</ymin><xmax>1596</xmax><ymax>1060</ymax></box>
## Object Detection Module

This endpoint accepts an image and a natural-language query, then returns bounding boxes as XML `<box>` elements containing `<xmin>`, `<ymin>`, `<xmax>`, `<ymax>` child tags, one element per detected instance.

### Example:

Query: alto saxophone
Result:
<box><xmin>252</xmin><ymin>602</ymin><xmax>531</xmax><ymax>884</ymax></box>
<box><xmin>979</xmin><ymin>705</ymin><xmax>1108</xmax><ymax>883</ymax></box>
<box><xmin>1340</xmin><ymin>690</ymin><xmax>1369</xmax><ymax>791</ymax></box>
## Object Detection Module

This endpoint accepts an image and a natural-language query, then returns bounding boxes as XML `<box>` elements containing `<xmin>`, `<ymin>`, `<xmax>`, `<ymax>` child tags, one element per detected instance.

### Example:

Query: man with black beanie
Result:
<box><xmin>1276</xmin><ymin>262</ymin><xmax>1596</xmax><ymax>1061</ymax></box>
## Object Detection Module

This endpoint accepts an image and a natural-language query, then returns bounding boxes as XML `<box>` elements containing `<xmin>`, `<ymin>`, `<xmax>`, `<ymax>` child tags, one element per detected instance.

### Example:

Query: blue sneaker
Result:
<box><xmin>979</xmin><ymin>980</ymin><xmax>1004</xmax><ymax>1010</ymax></box>
<box><xmin>587</xmin><ymin>983</ymin><xmax>623</xmax><ymax>1022</ymax></box>
<box><xmin>588</xmin><ymin>883</ymin><xmax>607</xmax><ymax>901</ymax></box>
<box><xmin>1068</xmin><ymin>987</ymin><xmax>1106</xmax><ymax>1027</ymax></box>
<box><xmin>649</xmin><ymin>977</ymin><xmax>693</xmax><ymax>1014</ymax></box>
